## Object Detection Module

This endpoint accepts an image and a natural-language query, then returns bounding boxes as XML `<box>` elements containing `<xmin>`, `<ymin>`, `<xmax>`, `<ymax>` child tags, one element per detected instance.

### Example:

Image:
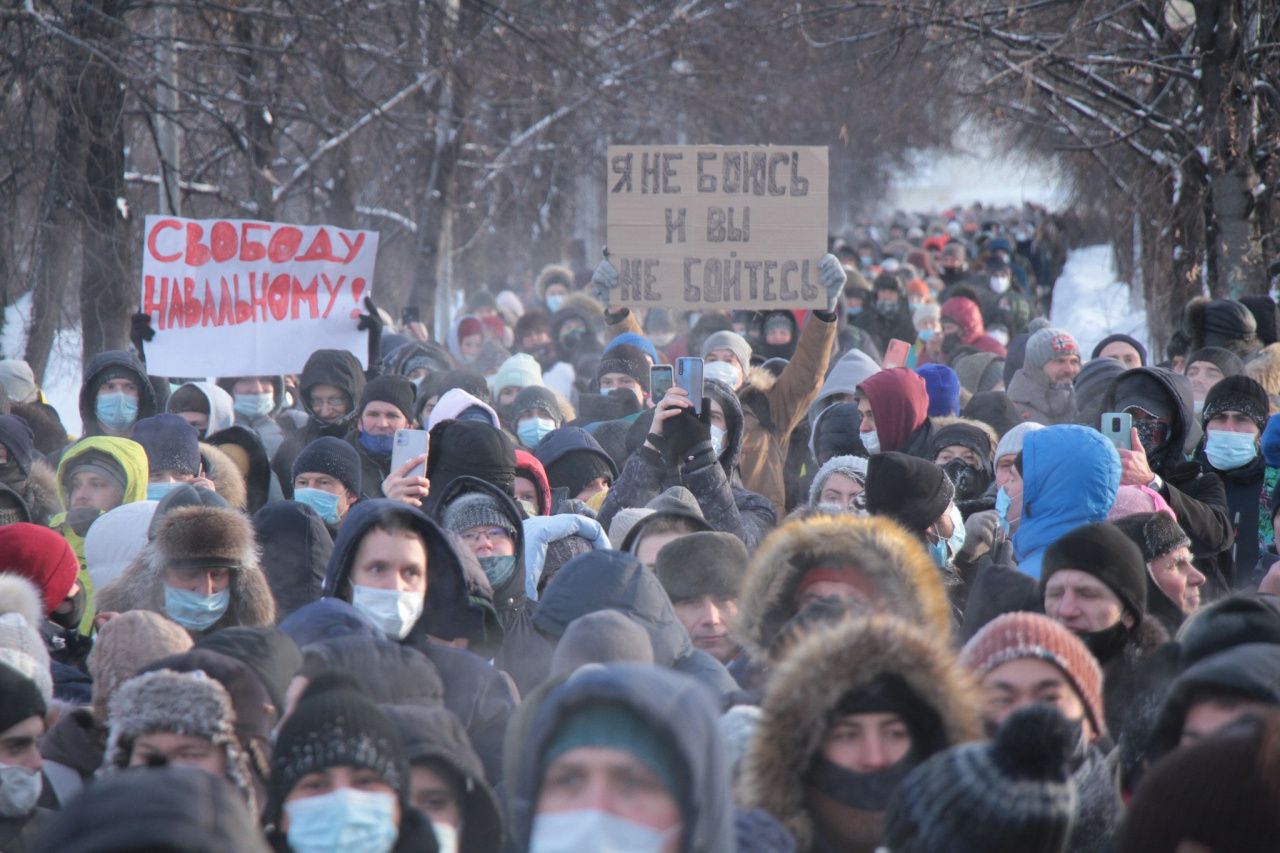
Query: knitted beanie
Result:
<box><xmin>1186</xmin><ymin>346</ymin><xmax>1246</xmax><ymax>379</ymax></box>
<box><xmin>1025</xmin><ymin>328</ymin><xmax>1080</xmax><ymax>372</ymax></box>
<box><xmin>608</xmin><ymin>507</ymin><xmax>655</xmax><ymax>546</ymax></box>
<box><xmin>960</xmin><ymin>611</ymin><xmax>1105</xmax><ymax>737</ymax></box>
<box><xmin>491</xmin><ymin>353</ymin><xmax>544</xmax><ymax>395</ymax></box>
<box><xmin>540</xmin><ymin>701</ymin><xmax>684</xmax><ymax>804</ymax></box>
<box><xmin>0</xmin><ymin>360</ymin><xmax>37</xmax><ymax>404</ymax></box>
<box><xmin>1092</xmin><ymin>333</ymin><xmax>1148</xmax><ymax>366</ymax></box>
<box><xmin>995</xmin><ymin>421</ymin><xmax>1045</xmax><ymax>462</ymax></box>
<box><xmin>1041</xmin><ymin>522</ymin><xmax>1148</xmax><ymax>625</ymax></box>
<box><xmin>0</xmin><ymin>660</ymin><xmax>45</xmax><ymax>734</ymax></box>
<box><xmin>132</xmin><ymin>414</ymin><xmax>201</xmax><ymax>476</ymax></box>
<box><xmin>808</xmin><ymin>455</ymin><xmax>869</xmax><ymax>509</ymax></box>
<box><xmin>441</xmin><ymin>491</ymin><xmax>516</xmax><ymax>536</ymax></box>
<box><xmin>595</xmin><ymin>343</ymin><xmax>651</xmax><ymax>394</ymax></box>
<box><xmin>511</xmin><ymin>385</ymin><xmax>565</xmax><ymax>426</ymax></box>
<box><xmin>1201</xmin><ymin>374</ymin><xmax>1269</xmax><ymax>430</ymax></box>
<box><xmin>266</xmin><ymin>674</ymin><xmax>407</xmax><ymax>823</ymax></box>
<box><xmin>0</xmin><ymin>524</ymin><xmax>79</xmax><ymax>616</ymax></box>
<box><xmin>1118</xmin><ymin>713</ymin><xmax>1280</xmax><ymax>853</ymax></box>
<box><xmin>0</xmin><ymin>609</ymin><xmax>52</xmax><ymax>705</ymax></box>
<box><xmin>88</xmin><ymin>610</ymin><xmax>194</xmax><ymax>722</ymax></box>
<box><xmin>701</xmin><ymin>330</ymin><xmax>753</xmax><ymax>371</ymax></box>
<box><xmin>605</xmin><ymin>332</ymin><xmax>660</xmax><ymax>365</ymax></box>
<box><xmin>1110</xmin><ymin>511</ymin><xmax>1190</xmax><ymax>564</ymax></box>
<box><xmin>653</xmin><ymin>531</ymin><xmax>748</xmax><ymax>602</ymax></box>
<box><xmin>917</xmin><ymin>364</ymin><xmax>962</xmax><ymax>417</ymax></box>
<box><xmin>545</xmin><ymin>449</ymin><xmax>615</xmax><ymax>499</ymax></box>
<box><xmin>865</xmin><ymin>452</ymin><xmax>954</xmax><ymax>534</ymax></box>
<box><xmin>881</xmin><ymin>704</ymin><xmax>1077</xmax><ymax>853</ymax></box>
<box><xmin>357</xmin><ymin>375</ymin><xmax>416</xmax><ymax>422</ymax></box>
<box><xmin>291</xmin><ymin>436</ymin><xmax>361</xmax><ymax>496</ymax></box>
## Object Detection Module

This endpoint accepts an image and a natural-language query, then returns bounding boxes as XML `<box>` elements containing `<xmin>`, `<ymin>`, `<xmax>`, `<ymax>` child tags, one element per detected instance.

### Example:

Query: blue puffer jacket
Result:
<box><xmin>1014</xmin><ymin>424</ymin><xmax>1121</xmax><ymax>578</ymax></box>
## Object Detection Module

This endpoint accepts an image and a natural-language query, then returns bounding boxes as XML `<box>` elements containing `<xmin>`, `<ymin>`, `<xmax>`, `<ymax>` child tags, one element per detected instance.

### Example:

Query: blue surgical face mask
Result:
<box><xmin>861</xmin><ymin>428</ymin><xmax>880</xmax><ymax>455</ymax></box>
<box><xmin>517</xmin><ymin>417</ymin><xmax>557</xmax><ymax>448</ymax></box>
<box><xmin>294</xmin><ymin>487</ymin><xmax>341</xmax><ymax>525</ymax></box>
<box><xmin>1204</xmin><ymin>428</ymin><xmax>1258</xmax><ymax>471</ymax></box>
<box><xmin>944</xmin><ymin>503</ymin><xmax>966</xmax><ymax>557</ymax></box>
<box><xmin>164</xmin><ymin>585</ymin><xmax>230</xmax><ymax>631</ymax></box>
<box><xmin>351</xmin><ymin>584</ymin><xmax>423</xmax><ymax>640</ymax></box>
<box><xmin>233</xmin><ymin>391</ymin><xmax>274</xmax><ymax>418</ymax></box>
<box><xmin>146</xmin><ymin>481</ymin><xmax>181</xmax><ymax>501</ymax></box>
<box><xmin>478</xmin><ymin>555</ymin><xmax>517</xmax><ymax>588</ymax></box>
<box><xmin>917</xmin><ymin>329</ymin><xmax>935</xmax><ymax>342</ymax></box>
<box><xmin>359</xmin><ymin>431</ymin><xmax>395</xmax><ymax>456</ymax></box>
<box><xmin>995</xmin><ymin>486</ymin><xmax>1012</xmax><ymax>534</ymax></box>
<box><xmin>95</xmin><ymin>392</ymin><xmax>139</xmax><ymax>431</ymax></box>
<box><xmin>530</xmin><ymin>810</ymin><xmax>678</xmax><ymax>853</ymax></box>
<box><xmin>928</xmin><ymin>536</ymin><xmax>949</xmax><ymax>568</ymax></box>
<box><xmin>284</xmin><ymin>787</ymin><xmax>398</xmax><ymax>853</ymax></box>
<box><xmin>545</xmin><ymin>294</ymin><xmax>565</xmax><ymax>313</ymax></box>
<box><xmin>846</xmin><ymin>305</ymin><xmax>864</xmax><ymax>319</ymax></box>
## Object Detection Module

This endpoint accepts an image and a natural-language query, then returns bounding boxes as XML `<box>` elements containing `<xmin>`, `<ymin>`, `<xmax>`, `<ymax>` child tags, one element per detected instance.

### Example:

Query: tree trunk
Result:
<box><xmin>235</xmin><ymin>11</ymin><xmax>277</xmax><ymax>221</ymax></box>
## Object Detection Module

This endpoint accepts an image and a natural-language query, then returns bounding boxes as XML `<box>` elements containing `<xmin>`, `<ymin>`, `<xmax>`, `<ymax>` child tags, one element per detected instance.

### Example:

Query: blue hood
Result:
<box><xmin>1014</xmin><ymin>424</ymin><xmax>1120</xmax><ymax>578</ymax></box>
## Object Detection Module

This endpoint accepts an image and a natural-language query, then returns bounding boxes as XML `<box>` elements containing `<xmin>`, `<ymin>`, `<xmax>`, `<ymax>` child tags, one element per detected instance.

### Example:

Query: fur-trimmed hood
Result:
<box><xmin>199</xmin><ymin>442</ymin><xmax>247</xmax><ymax>511</ymax></box>
<box><xmin>927</xmin><ymin>415</ymin><xmax>998</xmax><ymax>460</ymax></box>
<box><xmin>732</xmin><ymin>514</ymin><xmax>952</xmax><ymax>661</ymax></box>
<box><xmin>0</xmin><ymin>573</ymin><xmax>43</xmax><ymax>627</ymax></box>
<box><xmin>1246</xmin><ymin>342</ymin><xmax>1280</xmax><ymax>398</ymax></box>
<box><xmin>738</xmin><ymin>614</ymin><xmax>982</xmax><ymax>849</ymax></box>
<box><xmin>95</xmin><ymin>506</ymin><xmax>275</xmax><ymax>634</ymax></box>
<box><xmin>24</xmin><ymin>458</ymin><xmax>62</xmax><ymax>523</ymax></box>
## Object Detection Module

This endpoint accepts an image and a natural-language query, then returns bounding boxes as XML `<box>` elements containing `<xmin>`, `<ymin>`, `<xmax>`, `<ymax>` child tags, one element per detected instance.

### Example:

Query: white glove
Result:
<box><xmin>590</xmin><ymin>252</ymin><xmax>619</xmax><ymax>308</ymax></box>
<box><xmin>818</xmin><ymin>252</ymin><xmax>847</xmax><ymax>311</ymax></box>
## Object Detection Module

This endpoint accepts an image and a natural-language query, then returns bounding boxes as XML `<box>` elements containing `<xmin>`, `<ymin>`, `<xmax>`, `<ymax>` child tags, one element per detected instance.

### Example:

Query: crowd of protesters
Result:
<box><xmin>0</xmin><ymin>201</ymin><xmax>1279</xmax><ymax>852</ymax></box>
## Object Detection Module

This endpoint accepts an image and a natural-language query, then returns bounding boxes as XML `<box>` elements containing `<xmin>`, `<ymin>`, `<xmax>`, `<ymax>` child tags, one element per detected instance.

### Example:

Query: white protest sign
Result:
<box><xmin>140</xmin><ymin>215</ymin><xmax>377</xmax><ymax>376</ymax></box>
<box><xmin>606</xmin><ymin>145</ymin><xmax>829</xmax><ymax>310</ymax></box>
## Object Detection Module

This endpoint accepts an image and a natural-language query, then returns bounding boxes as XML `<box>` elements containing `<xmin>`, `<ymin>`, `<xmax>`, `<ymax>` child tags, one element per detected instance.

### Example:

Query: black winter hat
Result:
<box><xmin>358</xmin><ymin>374</ymin><xmax>416</xmax><ymax>422</ymax></box>
<box><xmin>1240</xmin><ymin>294</ymin><xmax>1280</xmax><ymax>346</ymax></box>
<box><xmin>961</xmin><ymin>391</ymin><xmax>1022</xmax><ymax>438</ymax></box>
<box><xmin>424</xmin><ymin>420</ymin><xmax>516</xmax><ymax>512</ymax></box>
<box><xmin>0</xmin><ymin>660</ymin><xmax>45</xmax><ymax>733</ymax></box>
<box><xmin>291</xmin><ymin>436</ymin><xmax>361</xmax><ymax>495</ymax></box>
<box><xmin>1186</xmin><ymin>346</ymin><xmax>1246</xmax><ymax>379</ymax></box>
<box><xmin>865</xmin><ymin>452</ymin><xmax>954</xmax><ymax>535</ymax></box>
<box><xmin>265</xmin><ymin>672</ymin><xmax>408</xmax><ymax>824</ymax></box>
<box><xmin>1111</xmin><ymin>511</ymin><xmax>1190</xmax><ymax>564</ymax></box>
<box><xmin>653</xmin><ymin>531</ymin><xmax>748</xmax><ymax>603</ymax></box>
<box><xmin>1200</xmin><ymin>299</ymin><xmax>1258</xmax><ymax>350</ymax></box>
<box><xmin>1178</xmin><ymin>594</ymin><xmax>1280</xmax><ymax>668</ymax></box>
<box><xmin>1041</xmin><ymin>522</ymin><xmax>1147</xmax><ymax>624</ymax></box>
<box><xmin>1091</xmin><ymin>333</ymin><xmax>1148</xmax><ymax>366</ymax></box>
<box><xmin>0</xmin><ymin>414</ymin><xmax>34</xmax><ymax>475</ymax></box>
<box><xmin>132</xmin><ymin>413</ymin><xmax>201</xmax><ymax>476</ymax></box>
<box><xmin>1201</xmin><ymin>374</ymin><xmax>1269</xmax><ymax>431</ymax></box>
<box><xmin>881</xmin><ymin>704</ymin><xmax>1077</xmax><ymax>853</ymax></box>
<box><xmin>511</xmin><ymin>385</ymin><xmax>565</xmax><ymax>426</ymax></box>
<box><xmin>534</xmin><ymin>427</ymin><xmax>617</xmax><ymax>497</ymax></box>
<box><xmin>595</xmin><ymin>343</ymin><xmax>651</xmax><ymax>394</ymax></box>
<box><xmin>929</xmin><ymin>422</ymin><xmax>994</xmax><ymax>465</ymax></box>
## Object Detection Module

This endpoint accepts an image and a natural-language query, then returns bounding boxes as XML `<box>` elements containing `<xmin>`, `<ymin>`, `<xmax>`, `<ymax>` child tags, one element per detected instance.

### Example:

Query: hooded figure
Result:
<box><xmin>1103</xmin><ymin>366</ymin><xmax>1235</xmax><ymax>588</ymax></box>
<box><xmin>732</xmin><ymin>515</ymin><xmax>952</xmax><ymax>672</ymax></box>
<box><xmin>251</xmin><ymin>501</ymin><xmax>332</xmax><ymax>619</ymax></box>
<box><xmin>95</xmin><ymin>505</ymin><xmax>275</xmax><ymax>636</ymax></box>
<box><xmin>739</xmin><ymin>615</ymin><xmax>981</xmax><ymax>852</ymax></box>
<box><xmin>319</xmin><ymin>499</ymin><xmax>515</xmax><ymax>784</ymax></box>
<box><xmin>383</xmin><ymin>341</ymin><xmax>455</xmax><ymax>384</ymax></box>
<box><xmin>507</xmin><ymin>663</ymin><xmax>735</xmax><ymax>853</ymax></box>
<box><xmin>807</xmin><ymin>402</ymin><xmax>865</xmax><ymax>467</ymax></box>
<box><xmin>422</xmin><ymin>420</ymin><xmax>516</xmax><ymax>518</ymax></box>
<box><xmin>522</xmin><ymin>549</ymin><xmax>737</xmax><ymax>701</ymax></box>
<box><xmin>808</xmin><ymin>349</ymin><xmax>881</xmax><ymax>424</ymax></box>
<box><xmin>940</xmin><ymin>297</ymin><xmax>1007</xmax><ymax>357</ymax></box>
<box><xmin>0</xmin><ymin>415</ymin><xmax>60</xmax><ymax>527</ymax></box>
<box><xmin>166</xmin><ymin>381</ymin><xmax>235</xmax><ymax>439</ymax></box>
<box><xmin>533</xmin><ymin>426</ymin><xmax>617</xmax><ymax>507</ymax></box>
<box><xmin>77</xmin><ymin>350</ymin><xmax>158</xmax><ymax>438</ymax></box>
<box><xmin>206</xmin><ymin>425</ymin><xmax>277</xmax><ymax>513</ymax></box>
<box><xmin>514</xmin><ymin>449</ymin><xmax>553</xmax><ymax>516</ymax></box>
<box><xmin>270</xmin><ymin>349</ymin><xmax>367</xmax><ymax>498</ymax></box>
<box><xmin>952</xmin><ymin>351</ymin><xmax>1005</xmax><ymax>396</ymax></box>
<box><xmin>856</xmin><ymin>367</ymin><xmax>933</xmax><ymax>458</ymax></box>
<box><xmin>1072</xmin><ymin>356</ymin><xmax>1127</xmax><ymax>430</ymax></box>
<box><xmin>598</xmin><ymin>378</ymin><xmax>776</xmax><ymax>549</ymax></box>
<box><xmin>1013</xmin><ymin>425</ymin><xmax>1121</xmax><ymax>579</ymax></box>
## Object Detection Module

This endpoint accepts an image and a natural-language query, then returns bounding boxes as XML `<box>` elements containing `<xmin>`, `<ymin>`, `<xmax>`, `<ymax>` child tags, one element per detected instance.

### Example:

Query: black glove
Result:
<box><xmin>130</xmin><ymin>312</ymin><xmax>155</xmax><ymax>363</ymax></box>
<box><xmin>357</xmin><ymin>296</ymin><xmax>384</xmax><ymax>376</ymax></box>
<box><xmin>662</xmin><ymin>400</ymin><xmax>712</xmax><ymax>464</ymax></box>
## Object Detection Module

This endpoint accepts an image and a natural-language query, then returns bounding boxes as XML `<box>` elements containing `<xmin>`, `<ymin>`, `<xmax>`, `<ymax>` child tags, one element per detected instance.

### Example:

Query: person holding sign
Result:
<box><xmin>592</xmin><ymin>252</ymin><xmax>847</xmax><ymax>518</ymax></box>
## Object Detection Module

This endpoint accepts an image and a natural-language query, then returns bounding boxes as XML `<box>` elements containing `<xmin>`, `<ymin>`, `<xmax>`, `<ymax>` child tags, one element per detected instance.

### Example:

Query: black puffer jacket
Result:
<box><xmin>598</xmin><ymin>378</ymin><xmax>776</xmax><ymax>549</ymax></box>
<box><xmin>252</xmin><ymin>501</ymin><xmax>332</xmax><ymax>619</ymax></box>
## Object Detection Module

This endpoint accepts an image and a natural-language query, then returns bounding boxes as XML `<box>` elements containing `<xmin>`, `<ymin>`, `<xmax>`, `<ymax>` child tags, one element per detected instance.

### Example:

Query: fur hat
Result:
<box><xmin>88</xmin><ymin>610</ymin><xmax>194</xmax><ymax>722</ymax></box>
<box><xmin>960</xmin><ymin>611</ymin><xmax>1106</xmax><ymax>738</ymax></box>
<box><xmin>1186</xmin><ymin>297</ymin><xmax>1260</xmax><ymax>357</ymax></box>
<box><xmin>653</xmin><ymin>531</ymin><xmax>748</xmax><ymax>603</ymax></box>
<box><xmin>105</xmin><ymin>668</ymin><xmax>256</xmax><ymax>811</ymax></box>
<box><xmin>1246</xmin><ymin>343</ymin><xmax>1280</xmax><ymax>400</ymax></box>
<box><xmin>535</xmin><ymin>264</ymin><xmax>575</xmax><ymax>299</ymax></box>
<box><xmin>882</xmin><ymin>704</ymin><xmax>1078</xmax><ymax>853</ymax></box>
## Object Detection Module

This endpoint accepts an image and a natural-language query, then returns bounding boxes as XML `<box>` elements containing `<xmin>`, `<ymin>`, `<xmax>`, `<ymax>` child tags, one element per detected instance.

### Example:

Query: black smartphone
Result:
<box><xmin>650</xmin><ymin>364</ymin><xmax>674</xmax><ymax>401</ymax></box>
<box><xmin>676</xmin><ymin>357</ymin><xmax>704</xmax><ymax>416</ymax></box>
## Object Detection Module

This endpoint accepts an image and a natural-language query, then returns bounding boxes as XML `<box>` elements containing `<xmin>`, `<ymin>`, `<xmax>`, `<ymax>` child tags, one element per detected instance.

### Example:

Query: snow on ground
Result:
<box><xmin>4</xmin><ymin>293</ymin><xmax>85</xmax><ymax>436</ymax></box>
<box><xmin>1049</xmin><ymin>244</ymin><xmax>1150</xmax><ymax>360</ymax></box>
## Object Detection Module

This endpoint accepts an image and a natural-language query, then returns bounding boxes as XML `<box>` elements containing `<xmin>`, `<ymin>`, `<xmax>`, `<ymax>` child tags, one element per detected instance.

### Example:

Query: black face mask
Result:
<box><xmin>805</xmin><ymin>752</ymin><xmax>917</xmax><ymax>812</ymax></box>
<box><xmin>0</xmin><ymin>460</ymin><xmax>25</xmax><ymax>490</ymax></box>
<box><xmin>941</xmin><ymin>332</ymin><xmax>962</xmax><ymax>355</ymax></box>
<box><xmin>49</xmin><ymin>584</ymin><xmax>87</xmax><ymax>630</ymax></box>
<box><xmin>1133</xmin><ymin>419</ymin><xmax>1170</xmax><ymax>458</ymax></box>
<box><xmin>1078</xmin><ymin>621</ymin><xmax>1130</xmax><ymax>663</ymax></box>
<box><xmin>942</xmin><ymin>458</ymin><xmax>991</xmax><ymax>502</ymax></box>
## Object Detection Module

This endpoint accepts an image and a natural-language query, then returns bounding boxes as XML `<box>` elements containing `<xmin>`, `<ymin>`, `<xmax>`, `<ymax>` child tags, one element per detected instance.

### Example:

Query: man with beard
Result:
<box><xmin>1007</xmin><ymin>327</ymin><xmax>1081</xmax><ymax>425</ymax></box>
<box><xmin>1039</xmin><ymin>521</ymin><xmax>1168</xmax><ymax>737</ymax></box>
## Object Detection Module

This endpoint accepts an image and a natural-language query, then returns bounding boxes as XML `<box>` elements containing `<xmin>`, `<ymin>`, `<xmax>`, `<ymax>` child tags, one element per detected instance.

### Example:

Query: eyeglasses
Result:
<box><xmin>460</xmin><ymin>527</ymin><xmax>511</xmax><ymax>545</ymax></box>
<box><xmin>311</xmin><ymin>396</ymin><xmax>348</xmax><ymax>410</ymax></box>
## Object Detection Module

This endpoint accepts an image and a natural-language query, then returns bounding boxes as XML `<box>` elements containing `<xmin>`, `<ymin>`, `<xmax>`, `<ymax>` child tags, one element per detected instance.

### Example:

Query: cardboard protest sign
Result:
<box><xmin>140</xmin><ymin>216</ymin><xmax>377</xmax><ymax>377</ymax></box>
<box><xmin>606</xmin><ymin>145</ymin><xmax>828</xmax><ymax>310</ymax></box>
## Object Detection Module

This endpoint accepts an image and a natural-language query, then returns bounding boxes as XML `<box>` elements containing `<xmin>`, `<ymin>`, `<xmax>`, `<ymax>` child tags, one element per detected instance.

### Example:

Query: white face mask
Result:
<box><xmin>530</xmin><ymin>810</ymin><xmax>680</xmax><ymax>853</ymax></box>
<box><xmin>989</xmin><ymin>274</ymin><xmax>1011</xmax><ymax>294</ymax></box>
<box><xmin>988</xmin><ymin>327</ymin><xmax>1010</xmax><ymax>347</ymax></box>
<box><xmin>861</xmin><ymin>428</ymin><xmax>881</xmax><ymax>455</ymax></box>
<box><xmin>351</xmin><ymin>584</ymin><xmax>424</xmax><ymax>640</ymax></box>
<box><xmin>0</xmin><ymin>763</ymin><xmax>42</xmax><ymax>818</ymax></box>
<box><xmin>432</xmin><ymin>821</ymin><xmax>459</xmax><ymax>853</ymax></box>
<box><xmin>710</xmin><ymin>424</ymin><xmax>727</xmax><ymax>458</ymax></box>
<box><xmin>285</xmin><ymin>787</ymin><xmax>397</xmax><ymax>853</ymax></box>
<box><xmin>704</xmin><ymin>359</ymin><xmax>741</xmax><ymax>390</ymax></box>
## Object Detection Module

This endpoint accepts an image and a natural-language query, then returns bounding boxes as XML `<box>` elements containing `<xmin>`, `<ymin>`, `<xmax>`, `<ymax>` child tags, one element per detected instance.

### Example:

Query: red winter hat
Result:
<box><xmin>0</xmin><ymin>523</ymin><xmax>79</xmax><ymax>616</ymax></box>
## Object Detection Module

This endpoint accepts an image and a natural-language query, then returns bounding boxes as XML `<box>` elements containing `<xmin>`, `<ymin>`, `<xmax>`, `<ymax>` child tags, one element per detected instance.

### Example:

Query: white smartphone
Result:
<box><xmin>391</xmin><ymin>429</ymin><xmax>430</xmax><ymax>478</ymax></box>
